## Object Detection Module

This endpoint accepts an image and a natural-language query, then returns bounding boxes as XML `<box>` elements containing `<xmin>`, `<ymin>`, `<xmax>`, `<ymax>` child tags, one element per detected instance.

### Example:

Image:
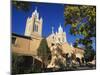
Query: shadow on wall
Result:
<box><xmin>12</xmin><ymin>39</ymin><xmax>51</xmax><ymax>74</ymax></box>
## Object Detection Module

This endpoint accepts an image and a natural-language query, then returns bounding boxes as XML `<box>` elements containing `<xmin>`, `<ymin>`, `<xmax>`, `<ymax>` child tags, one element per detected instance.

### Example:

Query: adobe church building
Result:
<box><xmin>12</xmin><ymin>8</ymin><xmax>84</xmax><ymax>68</ymax></box>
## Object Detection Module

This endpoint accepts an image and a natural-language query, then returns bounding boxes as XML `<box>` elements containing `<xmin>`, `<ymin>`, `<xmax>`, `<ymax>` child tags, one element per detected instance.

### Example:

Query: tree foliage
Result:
<box><xmin>12</xmin><ymin>0</ymin><xmax>32</xmax><ymax>12</ymax></box>
<box><xmin>12</xmin><ymin>53</ymin><xmax>34</xmax><ymax>74</ymax></box>
<box><xmin>37</xmin><ymin>39</ymin><xmax>51</xmax><ymax>64</ymax></box>
<box><xmin>64</xmin><ymin>5</ymin><xmax>96</xmax><ymax>60</ymax></box>
<box><xmin>12</xmin><ymin>53</ymin><xmax>43</xmax><ymax>74</ymax></box>
<box><xmin>64</xmin><ymin>5</ymin><xmax>96</xmax><ymax>37</ymax></box>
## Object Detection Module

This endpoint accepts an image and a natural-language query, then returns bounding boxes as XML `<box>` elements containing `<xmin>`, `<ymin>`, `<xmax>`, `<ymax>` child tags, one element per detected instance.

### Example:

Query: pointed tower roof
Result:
<box><xmin>34</xmin><ymin>7</ymin><xmax>37</xmax><ymax>13</ymax></box>
<box><xmin>58</xmin><ymin>24</ymin><xmax>63</xmax><ymax>33</ymax></box>
<box><xmin>32</xmin><ymin>7</ymin><xmax>38</xmax><ymax>17</ymax></box>
<box><xmin>71</xmin><ymin>43</ymin><xmax>73</xmax><ymax>48</ymax></box>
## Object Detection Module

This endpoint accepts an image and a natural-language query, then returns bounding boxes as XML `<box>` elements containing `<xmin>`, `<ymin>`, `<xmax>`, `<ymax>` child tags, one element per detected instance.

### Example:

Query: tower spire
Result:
<box><xmin>58</xmin><ymin>23</ymin><xmax>63</xmax><ymax>33</ymax></box>
<box><xmin>52</xmin><ymin>26</ymin><xmax>54</xmax><ymax>34</ymax></box>
<box><xmin>35</xmin><ymin>6</ymin><xmax>37</xmax><ymax>12</ymax></box>
<box><xmin>35</xmin><ymin>6</ymin><xmax>37</xmax><ymax>10</ymax></box>
<box><xmin>32</xmin><ymin>7</ymin><xmax>38</xmax><ymax>16</ymax></box>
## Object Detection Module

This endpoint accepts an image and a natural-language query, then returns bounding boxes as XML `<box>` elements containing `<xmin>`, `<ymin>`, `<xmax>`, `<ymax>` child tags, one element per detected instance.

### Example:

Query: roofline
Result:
<box><xmin>12</xmin><ymin>33</ymin><xmax>31</xmax><ymax>39</ymax></box>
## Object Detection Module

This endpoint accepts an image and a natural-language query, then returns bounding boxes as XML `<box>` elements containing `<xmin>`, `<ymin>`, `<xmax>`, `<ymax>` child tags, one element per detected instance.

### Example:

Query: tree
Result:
<box><xmin>64</xmin><ymin>5</ymin><xmax>96</xmax><ymax>61</ymax></box>
<box><xmin>12</xmin><ymin>53</ymin><xmax>33</xmax><ymax>74</ymax></box>
<box><xmin>37</xmin><ymin>39</ymin><xmax>51</xmax><ymax>68</ymax></box>
<box><xmin>12</xmin><ymin>0</ymin><xmax>32</xmax><ymax>12</ymax></box>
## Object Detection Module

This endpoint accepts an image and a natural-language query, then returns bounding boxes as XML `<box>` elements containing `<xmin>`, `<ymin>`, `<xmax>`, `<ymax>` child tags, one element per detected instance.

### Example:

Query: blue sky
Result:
<box><xmin>12</xmin><ymin>2</ymin><xmax>95</xmax><ymax>50</ymax></box>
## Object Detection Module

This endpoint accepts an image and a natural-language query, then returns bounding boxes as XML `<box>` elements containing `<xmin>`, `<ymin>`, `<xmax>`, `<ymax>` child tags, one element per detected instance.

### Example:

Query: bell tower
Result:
<box><xmin>25</xmin><ymin>7</ymin><xmax>43</xmax><ymax>37</ymax></box>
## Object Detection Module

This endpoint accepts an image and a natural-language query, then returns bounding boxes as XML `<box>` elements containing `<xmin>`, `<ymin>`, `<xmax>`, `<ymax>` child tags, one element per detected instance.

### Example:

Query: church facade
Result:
<box><xmin>12</xmin><ymin>8</ymin><xmax>44</xmax><ymax>62</ymax></box>
<box><xmin>46</xmin><ymin>25</ymin><xmax>67</xmax><ymax>47</ymax></box>
<box><xmin>12</xmin><ymin>8</ymin><xmax>85</xmax><ymax>68</ymax></box>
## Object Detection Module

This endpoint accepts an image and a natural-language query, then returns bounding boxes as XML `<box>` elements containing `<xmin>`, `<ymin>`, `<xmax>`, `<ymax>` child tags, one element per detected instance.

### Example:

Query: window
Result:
<box><xmin>33</xmin><ymin>18</ymin><xmax>38</xmax><ymax>32</ymax></box>
<box><xmin>33</xmin><ymin>24</ymin><xmax>38</xmax><ymax>32</ymax></box>
<box><xmin>33</xmin><ymin>24</ymin><xmax>36</xmax><ymax>32</ymax></box>
<box><xmin>33</xmin><ymin>18</ymin><xmax>36</xmax><ymax>32</ymax></box>
<box><xmin>12</xmin><ymin>37</ymin><xmax>16</xmax><ymax>44</ymax></box>
<box><xmin>36</xmin><ymin>26</ymin><xmax>38</xmax><ymax>32</ymax></box>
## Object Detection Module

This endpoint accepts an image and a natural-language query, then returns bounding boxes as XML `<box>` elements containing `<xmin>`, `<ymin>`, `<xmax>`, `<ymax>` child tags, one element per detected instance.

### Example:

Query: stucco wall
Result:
<box><xmin>12</xmin><ymin>35</ymin><xmax>42</xmax><ymax>56</ymax></box>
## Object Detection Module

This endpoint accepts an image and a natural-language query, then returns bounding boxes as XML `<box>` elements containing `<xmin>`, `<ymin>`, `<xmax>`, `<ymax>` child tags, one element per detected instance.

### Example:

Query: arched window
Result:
<box><xmin>33</xmin><ymin>24</ymin><xmax>38</xmax><ymax>32</ymax></box>
<box><xmin>33</xmin><ymin>24</ymin><xmax>36</xmax><ymax>32</ymax></box>
<box><xmin>36</xmin><ymin>26</ymin><xmax>38</xmax><ymax>32</ymax></box>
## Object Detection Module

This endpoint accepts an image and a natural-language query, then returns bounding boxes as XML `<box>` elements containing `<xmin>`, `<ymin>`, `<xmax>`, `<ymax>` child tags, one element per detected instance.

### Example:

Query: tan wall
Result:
<box><xmin>74</xmin><ymin>48</ymin><xmax>84</xmax><ymax>59</ymax></box>
<box><xmin>30</xmin><ymin>38</ymin><xmax>42</xmax><ymax>55</ymax></box>
<box><xmin>12</xmin><ymin>36</ymin><xmax>42</xmax><ymax>56</ymax></box>
<box><xmin>76</xmin><ymin>53</ymin><xmax>84</xmax><ymax>59</ymax></box>
<box><xmin>12</xmin><ymin>36</ymin><xmax>30</xmax><ymax>51</ymax></box>
<box><xmin>46</xmin><ymin>39</ymin><xmax>84</xmax><ymax>59</ymax></box>
<box><xmin>12</xmin><ymin>37</ymin><xmax>30</xmax><ymax>56</ymax></box>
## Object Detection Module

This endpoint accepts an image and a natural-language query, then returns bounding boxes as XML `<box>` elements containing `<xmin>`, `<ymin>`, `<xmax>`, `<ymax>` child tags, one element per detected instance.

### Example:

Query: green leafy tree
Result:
<box><xmin>64</xmin><ymin>5</ymin><xmax>96</xmax><ymax>61</ymax></box>
<box><xmin>12</xmin><ymin>0</ymin><xmax>32</xmax><ymax>12</ymax></box>
<box><xmin>12</xmin><ymin>53</ymin><xmax>33</xmax><ymax>74</ymax></box>
<box><xmin>37</xmin><ymin>39</ymin><xmax>51</xmax><ymax>65</ymax></box>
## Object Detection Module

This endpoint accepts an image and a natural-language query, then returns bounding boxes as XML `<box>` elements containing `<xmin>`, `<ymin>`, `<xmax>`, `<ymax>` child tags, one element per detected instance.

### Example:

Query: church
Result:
<box><xmin>47</xmin><ymin>25</ymin><xmax>67</xmax><ymax>47</ymax></box>
<box><xmin>12</xmin><ymin>8</ymin><xmax>85</xmax><ymax>68</ymax></box>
